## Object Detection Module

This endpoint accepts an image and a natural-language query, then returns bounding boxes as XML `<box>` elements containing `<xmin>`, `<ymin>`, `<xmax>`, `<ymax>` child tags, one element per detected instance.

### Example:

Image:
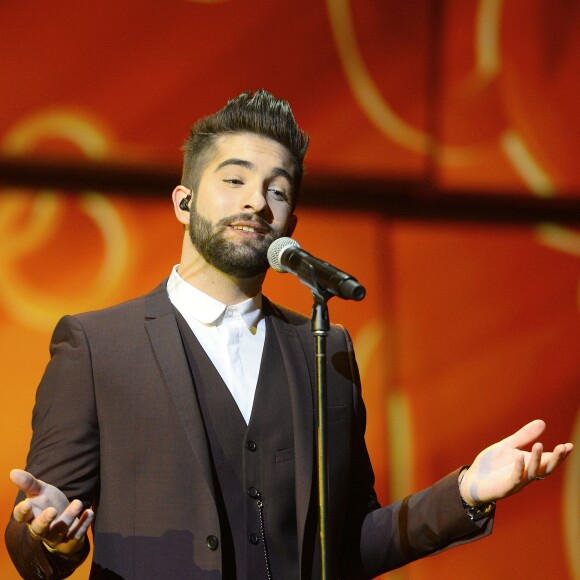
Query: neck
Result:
<box><xmin>177</xmin><ymin>250</ymin><xmax>265</xmax><ymax>306</ymax></box>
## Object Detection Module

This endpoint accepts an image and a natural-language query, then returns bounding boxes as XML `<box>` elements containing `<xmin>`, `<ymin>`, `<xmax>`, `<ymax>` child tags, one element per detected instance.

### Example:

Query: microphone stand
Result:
<box><xmin>293</xmin><ymin>258</ymin><xmax>333</xmax><ymax>580</ymax></box>
<box><xmin>311</xmin><ymin>289</ymin><xmax>331</xmax><ymax>580</ymax></box>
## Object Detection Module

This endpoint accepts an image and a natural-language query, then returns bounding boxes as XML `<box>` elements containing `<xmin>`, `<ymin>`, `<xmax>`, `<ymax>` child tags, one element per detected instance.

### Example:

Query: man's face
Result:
<box><xmin>188</xmin><ymin>133</ymin><xmax>297</xmax><ymax>278</ymax></box>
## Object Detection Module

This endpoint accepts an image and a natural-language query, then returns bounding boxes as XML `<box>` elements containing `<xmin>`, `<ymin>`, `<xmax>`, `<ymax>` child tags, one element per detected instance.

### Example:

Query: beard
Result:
<box><xmin>188</xmin><ymin>205</ymin><xmax>278</xmax><ymax>279</ymax></box>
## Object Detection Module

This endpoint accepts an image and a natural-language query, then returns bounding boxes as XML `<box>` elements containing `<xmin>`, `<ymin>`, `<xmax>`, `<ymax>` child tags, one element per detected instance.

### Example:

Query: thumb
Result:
<box><xmin>501</xmin><ymin>419</ymin><xmax>546</xmax><ymax>450</ymax></box>
<box><xmin>10</xmin><ymin>469</ymin><xmax>44</xmax><ymax>497</ymax></box>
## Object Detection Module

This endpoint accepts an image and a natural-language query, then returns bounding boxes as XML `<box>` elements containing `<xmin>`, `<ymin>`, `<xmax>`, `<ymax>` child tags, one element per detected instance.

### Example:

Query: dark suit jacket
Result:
<box><xmin>5</xmin><ymin>281</ymin><xmax>492</xmax><ymax>579</ymax></box>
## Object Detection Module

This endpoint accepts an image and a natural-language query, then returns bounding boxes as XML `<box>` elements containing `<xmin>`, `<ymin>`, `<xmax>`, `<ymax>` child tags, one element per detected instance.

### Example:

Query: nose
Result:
<box><xmin>242</xmin><ymin>186</ymin><xmax>269</xmax><ymax>215</ymax></box>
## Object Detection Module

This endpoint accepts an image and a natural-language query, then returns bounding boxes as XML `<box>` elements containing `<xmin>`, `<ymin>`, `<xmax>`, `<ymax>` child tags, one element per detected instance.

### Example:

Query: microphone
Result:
<box><xmin>267</xmin><ymin>237</ymin><xmax>366</xmax><ymax>301</ymax></box>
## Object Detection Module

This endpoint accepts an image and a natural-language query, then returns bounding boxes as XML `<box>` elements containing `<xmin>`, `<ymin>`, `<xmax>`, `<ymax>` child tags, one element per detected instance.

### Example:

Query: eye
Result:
<box><xmin>223</xmin><ymin>178</ymin><xmax>244</xmax><ymax>186</ymax></box>
<box><xmin>268</xmin><ymin>187</ymin><xmax>289</xmax><ymax>202</ymax></box>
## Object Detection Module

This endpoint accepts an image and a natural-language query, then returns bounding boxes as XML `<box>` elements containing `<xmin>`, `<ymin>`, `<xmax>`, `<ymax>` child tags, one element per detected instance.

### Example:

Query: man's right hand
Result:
<box><xmin>10</xmin><ymin>469</ymin><xmax>94</xmax><ymax>557</ymax></box>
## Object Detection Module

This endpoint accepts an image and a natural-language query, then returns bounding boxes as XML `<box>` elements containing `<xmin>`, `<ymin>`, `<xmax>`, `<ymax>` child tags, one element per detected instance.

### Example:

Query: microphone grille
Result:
<box><xmin>267</xmin><ymin>237</ymin><xmax>300</xmax><ymax>272</ymax></box>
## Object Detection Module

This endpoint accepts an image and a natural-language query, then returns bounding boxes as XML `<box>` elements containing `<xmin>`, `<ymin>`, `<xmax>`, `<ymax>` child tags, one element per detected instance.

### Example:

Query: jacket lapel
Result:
<box><xmin>265</xmin><ymin>300</ymin><xmax>315</xmax><ymax>564</ymax></box>
<box><xmin>143</xmin><ymin>282</ymin><xmax>215</xmax><ymax>500</ymax></box>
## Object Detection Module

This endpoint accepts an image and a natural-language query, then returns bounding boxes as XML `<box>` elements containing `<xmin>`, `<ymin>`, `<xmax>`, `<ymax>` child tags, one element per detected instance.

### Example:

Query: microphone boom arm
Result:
<box><xmin>280</xmin><ymin>245</ymin><xmax>366</xmax><ymax>301</ymax></box>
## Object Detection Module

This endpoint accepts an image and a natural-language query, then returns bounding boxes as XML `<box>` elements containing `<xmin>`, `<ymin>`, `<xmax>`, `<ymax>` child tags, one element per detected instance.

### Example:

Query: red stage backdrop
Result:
<box><xmin>1</xmin><ymin>2</ymin><xmax>578</xmax><ymax>579</ymax></box>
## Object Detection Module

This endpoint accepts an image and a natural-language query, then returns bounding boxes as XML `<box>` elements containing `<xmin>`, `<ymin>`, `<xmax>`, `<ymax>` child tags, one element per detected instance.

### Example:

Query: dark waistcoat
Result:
<box><xmin>174</xmin><ymin>309</ymin><xmax>298</xmax><ymax>580</ymax></box>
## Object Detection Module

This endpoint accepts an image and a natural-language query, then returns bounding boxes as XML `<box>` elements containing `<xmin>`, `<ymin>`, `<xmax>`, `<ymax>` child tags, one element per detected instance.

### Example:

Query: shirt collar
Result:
<box><xmin>167</xmin><ymin>265</ymin><xmax>263</xmax><ymax>330</ymax></box>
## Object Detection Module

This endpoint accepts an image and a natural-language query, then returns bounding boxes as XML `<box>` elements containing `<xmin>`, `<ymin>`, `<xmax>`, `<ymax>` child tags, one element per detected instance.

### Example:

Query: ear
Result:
<box><xmin>172</xmin><ymin>185</ymin><xmax>192</xmax><ymax>225</ymax></box>
<box><xmin>286</xmin><ymin>213</ymin><xmax>298</xmax><ymax>237</ymax></box>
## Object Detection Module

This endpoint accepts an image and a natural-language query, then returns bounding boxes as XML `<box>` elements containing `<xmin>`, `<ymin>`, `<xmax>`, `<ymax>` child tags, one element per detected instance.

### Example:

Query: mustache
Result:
<box><xmin>216</xmin><ymin>213</ymin><xmax>275</xmax><ymax>236</ymax></box>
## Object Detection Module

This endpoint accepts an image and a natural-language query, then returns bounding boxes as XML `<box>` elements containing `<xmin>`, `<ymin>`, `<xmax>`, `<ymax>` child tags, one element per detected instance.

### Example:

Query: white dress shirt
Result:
<box><xmin>167</xmin><ymin>266</ymin><xmax>266</xmax><ymax>424</ymax></box>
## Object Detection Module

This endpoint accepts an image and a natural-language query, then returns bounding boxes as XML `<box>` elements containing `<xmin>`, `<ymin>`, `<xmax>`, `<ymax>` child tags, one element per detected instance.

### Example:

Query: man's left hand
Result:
<box><xmin>459</xmin><ymin>420</ymin><xmax>574</xmax><ymax>507</ymax></box>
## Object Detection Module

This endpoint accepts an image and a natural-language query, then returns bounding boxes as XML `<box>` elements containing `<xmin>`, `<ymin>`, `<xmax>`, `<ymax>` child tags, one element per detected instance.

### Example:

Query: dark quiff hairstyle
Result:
<box><xmin>181</xmin><ymin>89</ymin><xmax>309</xmax><ymax>204</ymax></box>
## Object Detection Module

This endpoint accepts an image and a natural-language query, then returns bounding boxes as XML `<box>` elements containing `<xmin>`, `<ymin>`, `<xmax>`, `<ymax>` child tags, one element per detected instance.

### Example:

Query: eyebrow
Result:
<box><xmin>215</xmin><ymin>158</ymin><xmax>294</xmax><ymax>186</ymax></box>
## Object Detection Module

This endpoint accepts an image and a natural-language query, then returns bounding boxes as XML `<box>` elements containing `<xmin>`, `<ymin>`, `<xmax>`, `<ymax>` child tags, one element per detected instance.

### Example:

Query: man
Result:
<box><xmin>5</xmin><ymin>90</ymin><xmax>573</xmax><ymax>579</ymax></box>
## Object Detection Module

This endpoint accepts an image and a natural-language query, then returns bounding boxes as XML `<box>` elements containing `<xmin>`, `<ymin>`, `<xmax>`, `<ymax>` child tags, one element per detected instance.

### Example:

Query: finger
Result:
<box><xmin>526</xmin><ymin>442</ymin><xmax>543</xmax><ymax>480</ymax></box>
<box><xmin>10</xmin><ymin>469</ymin><xmax>44</xmax><ymax>497</ymax></box>
<box><xmin>66</xmin><ymin>509</ymin><xmax>94</xmax><ymax>542</ymax></box>
<box><xmin>510</xmin><ymin>450</ymin><xmax>526</xmax><ymax>485</ymax></box>
<box><xmin>27</xmin><ymin>507</ymin><xmax>58</xmax><ymax>541</ymax></box>
<box><xmin>545</xmin><ymin>443</ymin><xmax>574</xmax><ymax>474</ymax></box>
<box><xmin>49</xmin><ymin>499</ymin><xmax>84</xmax><ymax>537</ymax></box>
<box><xmin>13</xmin><ymin>498</ymin><xmax>33</xmax><ymax>523</ymax></box>
<box><xmin>501</xmin><ymin>420</ymin><xmax>546</xmax><ymax>450</ymax></box>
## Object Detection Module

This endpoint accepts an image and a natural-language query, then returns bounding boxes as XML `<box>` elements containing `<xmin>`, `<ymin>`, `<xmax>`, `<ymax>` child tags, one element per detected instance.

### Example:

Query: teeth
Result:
<box><xmin>233</xmin><ymin>226</ymin><xmax>257</xmax><ymax>232</ymax></box>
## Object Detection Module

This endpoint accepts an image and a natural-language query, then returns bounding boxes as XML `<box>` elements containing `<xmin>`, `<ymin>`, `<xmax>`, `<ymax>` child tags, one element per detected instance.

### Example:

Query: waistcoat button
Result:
<box><xmin>246</xmin><ymin>440</ymin><xmax>257</xmax><ymax>452</ymax></box>
<box><xmin>206</xmin><ymin>535</ymin><xmax>219</xmax><ymax>551</ymax></box>
<box><xmin>248</xmin><ymin>486</ymin><xmax>259</xmax><ymax>499</ymax></box>
<box><xmin>249</xmin><ymin>532</ymin><xmax>260</xmax><ymax>545</ymax></box>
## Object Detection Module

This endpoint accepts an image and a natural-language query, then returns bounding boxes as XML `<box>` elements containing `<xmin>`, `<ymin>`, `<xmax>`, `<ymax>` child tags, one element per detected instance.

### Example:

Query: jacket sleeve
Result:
<box><xmin>5</xmin><ymin>315</ymin><xmax>100</xmax><ymax>579</ymax></box>
<box><xmin>357</xmin><ymin>469</ymin><xmax>493</xmax><ymax>577</ymax></box>
<box><xmin>4</xmin><ymin>519</ymin><xmax>90</xmax><ymax>580</ymax></box>
<box><xmin>335</xmin><ymin>325</ymin><xmax>493</xmax><ymax>578</ymax></box>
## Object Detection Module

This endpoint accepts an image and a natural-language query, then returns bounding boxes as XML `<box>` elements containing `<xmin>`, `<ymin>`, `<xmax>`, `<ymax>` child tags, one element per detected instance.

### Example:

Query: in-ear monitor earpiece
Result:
<box><xmin>179</xmin><ymin>194</ymin><xmax>192</xmax><ymax>212</ymax></box>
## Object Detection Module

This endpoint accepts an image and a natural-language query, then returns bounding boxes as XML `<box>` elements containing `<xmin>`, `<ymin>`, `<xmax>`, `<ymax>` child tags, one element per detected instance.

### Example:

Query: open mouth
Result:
<box><xmin>229</xmin><ymin>222</ymin><xmax>268</xmax><ymax>236</ymax></box>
